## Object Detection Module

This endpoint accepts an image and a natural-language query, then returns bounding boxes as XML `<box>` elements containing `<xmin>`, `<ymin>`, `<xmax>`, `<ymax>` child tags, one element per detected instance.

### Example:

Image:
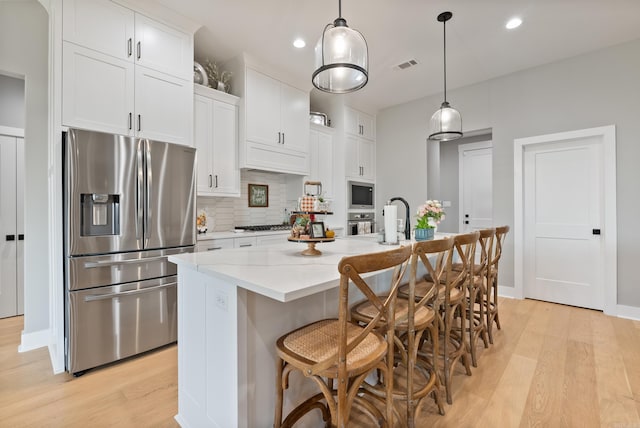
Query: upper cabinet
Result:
<box><xmin>194</xmin><ymin>85</ymin><xmax>240</xmax><ymax>197</ymax></box>
<box><xmin>345</xmin><ymin>107</ymin><xmax>375</xmax><ymax>141</ymax></box>
<box><xmin>225</xmin><ymin>56</ymin><xmax>310</xmax><ymax>175</ymax></box>
<box><xmin>308</xmin><ymin>124</ymin><xmax>334</xmax><ymax>199</ymax></box>
<box><xmin>61</xmin><ymin>0</ymin><xmax>193</xmax><ymax>146</ymax></box>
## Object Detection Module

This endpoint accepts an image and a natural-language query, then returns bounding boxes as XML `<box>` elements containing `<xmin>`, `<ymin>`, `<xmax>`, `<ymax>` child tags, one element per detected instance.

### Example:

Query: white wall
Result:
<box><xmin>0</xmin><ymin>74</ymin><xmax>25</xmax><ymax>128</ymax></box>
<box><xmin>377</xmin><ymin>38</ymin><xmax>640</xmax><ymax>307</ymax></box>
<box><xmin>0</xmin><ymin>2</ymin><xmax>50</xmax><ymax>334</ymax></box>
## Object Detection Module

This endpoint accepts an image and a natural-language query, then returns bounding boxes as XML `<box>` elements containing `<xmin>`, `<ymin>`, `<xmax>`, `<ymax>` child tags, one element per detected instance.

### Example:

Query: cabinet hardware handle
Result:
<box><xmin>277</xmin><ymin>132</ymin><xmax>281</xmax><ymax>144</ymax></box>
<box><xmin>239</xmin><ymin>244</ymin><xmax>252</xmax><ymax>247</ymax></box>
<box><xmin>137</xmin><ymin>114</ymin><xmax>141</xmax><ymax>132</ymax></box>
<box><xmin>208</xmin><ymin>174</ymin><xmax>213</xmax><ymax>188</ymax></box>
<box><xmin>128</xmin><ymin>112</ymin><xmax>132</xmax><ymax>130</ymax></box>
<box><xmin>207</xmin><ymin>247</ymin><xmax>223</xmax><ymax>251</ymax></box>
<box><xmin>5</xmin><ymin>234</ymin><xmax>15</xmax><ymax>241</ymax></box>
<box><xmin>18</xmin><ymin>234</ymin><xmax>24</xmax><ymax>241</ymax></box>
<box><xmin>282</xmin><ymin>133</ymin><xmax>285</xmax><ymax>144</ymax></box>
<box><xmin>128</xmin><ymin>38</ymin><xmax>132</xmax><ymax>57</ymax></box>
<box><xmin>215</xmin><ymin>175</ymin><xmax>218</xmax><ymax>188</ymax></box>
<box><xmin>137</xmin><ymin>41</ymin><xmax>141</xmax><ymax>60</ymax></box>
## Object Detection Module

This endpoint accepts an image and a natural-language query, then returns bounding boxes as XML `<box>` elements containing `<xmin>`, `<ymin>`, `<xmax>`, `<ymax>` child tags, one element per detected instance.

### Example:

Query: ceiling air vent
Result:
<box><xmin>395</xmin><ymin>59</ymin><xmax>418</xmax><ymax>70</ymax></box>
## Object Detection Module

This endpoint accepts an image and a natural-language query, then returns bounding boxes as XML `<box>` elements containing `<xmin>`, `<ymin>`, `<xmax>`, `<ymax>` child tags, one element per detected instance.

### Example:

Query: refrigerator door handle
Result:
<box><xmin>144</xmin><ymin>140</ymin><xmax>152</xmax><ymax>244</ymax></box>
<box><xmin>136</xmin><ymin>140</ymin><xmax>144</xmax><ymax>242</ymax></box>
<box><xmin>83</xmin><ymin>282</ymin><xmax>176</xmax><ymax>302</ymax></box>
<box><xmin>83</xmin><ymin>255</ymin><xmax>166</xmax><ymax>268</ymax></box>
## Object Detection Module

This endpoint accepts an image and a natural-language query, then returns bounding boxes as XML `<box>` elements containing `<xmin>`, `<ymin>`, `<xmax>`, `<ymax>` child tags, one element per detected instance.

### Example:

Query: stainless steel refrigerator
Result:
<box><xmin>63</xmin><ymin>128</ymin><xmax>196</xmax><ymax>375</ymax></box>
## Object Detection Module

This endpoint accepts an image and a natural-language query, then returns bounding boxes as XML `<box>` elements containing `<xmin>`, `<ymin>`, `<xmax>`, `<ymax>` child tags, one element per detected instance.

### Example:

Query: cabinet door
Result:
<box><xmin>245</xmin><ymin>68</ymin><xmax>281</xmax><ymax>147</ymax></box>
<box><xmin>235</xmin><ymin>236</ymin><xmax>257</xmax><ymax>248</ymax></box>
<box><xmin>344</xmin><ymin>107</ymin><xmax>360</xmax><ymax>136</ymax></box>
<box><xmin>307</xmin><ymin>128</ymin><xmax>333</xmax><ymax>197</ymax></box>
<box><xmin>344</xmin><ymin>135</ymin><xmax>360</xmax><ymax>178</ymax></box>
<box><xmin>280</xmin><ymin>83</ymin><xmax>309</xmax><ymax>154</ymax></box>
<box><xmin>62</xmin><ymin>0</ymin><xmax>135</xmax><ymax>61</ymax></box>
<box><xmin>359</xmin><ymin>139</ymin><xmax>376</xmax><ymax>180</ymax></box>
<box><xmin>135</xmin><ymin>66</ymin><xmax>192</xmax><ymax>145</ymax></box>
<box><xmin>62</xmin><ymin>42</ymin><xmax>135</xmax><ymax>136</ymax></box>
<box><xmin>194</xmin><ymin>94</ymin><xmax>214</xmax><ymax>195</ymax></box>
<box><xmin>211</xmin><ymin>100</ymin><xmax>240</xmax><ymax>196</ymax></box>
<box><xmin>359</xmin><ymin>112</ymin><xmax>376</xmax><ymax>141</ymax></box>
<box><xmin>134</xmin><ymin>14</ymin><xmax>192</xmax><ymax>80</ymax></box>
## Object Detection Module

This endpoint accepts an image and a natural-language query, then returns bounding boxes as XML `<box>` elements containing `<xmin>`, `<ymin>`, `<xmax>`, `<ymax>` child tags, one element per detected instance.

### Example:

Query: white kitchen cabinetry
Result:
<box><xmin>256</xmin><ymin>233</ymin><xmax>288</xmax><ymax>247</ymax></box>
<box><xmin>234</xmin><ymin>236</ymin><xmax>257</xmax><ymax>248</ymax></box>
<box><xmin>227</xmin><ymin>60</ymin><xmax>310</xmax><ymax>175</ymax></box>
<box><xmin>62</xmin><ymin>0</ymin><xmax>193</xmax><ymax>145</ymax></box>
<box><xmin>345</xmin><ymin>135</ymin><xmax>375</xmax><ymax>181</ymax></box>
<box><xmin>308</xmin><ymin>124</ymin><xmax>334</xmax><ymax>199</ymax></box>
<box><xmin>194</xmin><ymin>85</ymin><xmax>240</xmax><ymax>197</ymax></box>
<box><xmin>345</xmin><ymin>107</ymin><xmax>375</xmax><ymax>141</ymax></box>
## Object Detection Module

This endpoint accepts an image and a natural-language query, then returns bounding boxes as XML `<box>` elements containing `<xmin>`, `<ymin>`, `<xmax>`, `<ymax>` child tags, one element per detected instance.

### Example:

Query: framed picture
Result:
<box><xmin>310</xmin><ymin>221</ymin><xmax>326</xmax><ymax>238</ymax></box>
<box><xmin>248</xmin><ymin>184</ymin><xmax>269</xmax><ymax>207</ymax></box>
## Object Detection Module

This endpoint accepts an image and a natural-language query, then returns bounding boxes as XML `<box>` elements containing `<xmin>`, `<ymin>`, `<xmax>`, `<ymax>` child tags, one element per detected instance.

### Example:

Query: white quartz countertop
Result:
<box><xmin>169</xmin><ymin>237</ymin><xmax>406</xmax><ymax>302</ymax></box>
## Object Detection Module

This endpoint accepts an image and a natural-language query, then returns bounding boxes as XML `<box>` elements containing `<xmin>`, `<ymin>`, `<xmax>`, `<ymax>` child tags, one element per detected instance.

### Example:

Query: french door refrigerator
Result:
<box><xmin>64</xmin><ymin>128</ymin><xmax>196</xmax><ymax>375</ymax></box>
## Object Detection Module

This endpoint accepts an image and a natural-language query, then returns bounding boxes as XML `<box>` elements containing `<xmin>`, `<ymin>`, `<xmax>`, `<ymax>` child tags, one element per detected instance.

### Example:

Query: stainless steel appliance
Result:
<box><xmin>347</xmin><ymin>212</ymin><xmax>376</xmax><ymax>236</ymax></box>
<box><xmin>63</xmin><ymin>128</ymin><xmax>196</xmax><ymax>375</ymax></box>
<box><xmin>348</xmin><ymin>181</ymin><xmax>375</xmax><ymax>210</ymax></box>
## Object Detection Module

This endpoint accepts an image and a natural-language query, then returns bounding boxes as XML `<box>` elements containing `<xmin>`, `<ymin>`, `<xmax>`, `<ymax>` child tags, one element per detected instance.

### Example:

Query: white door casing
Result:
<box><xmin>459</xmin><ymin>141</ymin><xmax>493</xmax><ymax>232</ymax></box>
<box><xmin>514</xmin><ymin>125</ymin><xmax>617</xmax><ymax>315</ymax></box>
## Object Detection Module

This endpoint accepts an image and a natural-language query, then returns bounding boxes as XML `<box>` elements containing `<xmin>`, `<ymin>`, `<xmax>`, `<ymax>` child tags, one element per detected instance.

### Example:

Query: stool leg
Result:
<box><xmin>274</xmin><ymin>358</ymin><xmax>285</xmax><ymax>428</ymax></box>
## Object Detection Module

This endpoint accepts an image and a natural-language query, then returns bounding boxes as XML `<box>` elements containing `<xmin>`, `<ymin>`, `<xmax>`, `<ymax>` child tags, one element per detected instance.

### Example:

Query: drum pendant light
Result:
<box><xmin>312</xmin><ymin>0</ymin><xmax>368</xmax><ymax>93</ymax></box>
<box><xmin>428</xmin><ymin>11</ymin><xmax>463</xmax><ymax>141</ymax></box>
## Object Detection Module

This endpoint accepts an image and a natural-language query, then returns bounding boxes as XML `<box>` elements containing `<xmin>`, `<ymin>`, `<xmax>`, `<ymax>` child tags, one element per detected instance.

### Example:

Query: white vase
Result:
<box><xmin>427</xmin><ymin>217</ymin><xmax>438</xmax><ymax>233</ymax></box>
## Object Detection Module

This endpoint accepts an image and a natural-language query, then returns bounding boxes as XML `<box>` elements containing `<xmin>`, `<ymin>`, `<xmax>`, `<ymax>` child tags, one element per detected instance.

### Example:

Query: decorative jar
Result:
<box><xmin>415</xmin><ymin>228</ymin><xmax>434</xmax><ymax>241</ymax></box>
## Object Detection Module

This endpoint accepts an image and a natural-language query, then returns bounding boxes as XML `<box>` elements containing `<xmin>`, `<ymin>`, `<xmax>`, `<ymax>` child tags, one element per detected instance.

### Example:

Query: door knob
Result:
<box><xmin>18</xmin><ymin>234</ymin><xmax>24</xmax><ymax>240</ymax></box>
<box><xmin>592</xmin><ymin>229</ymin><xmax>601</xmax><ymax>235</ymax></box>
<box><xmin>6</xmin><ymin>234</ymin><xmax>15</xmax><ymax>241</ymax></box>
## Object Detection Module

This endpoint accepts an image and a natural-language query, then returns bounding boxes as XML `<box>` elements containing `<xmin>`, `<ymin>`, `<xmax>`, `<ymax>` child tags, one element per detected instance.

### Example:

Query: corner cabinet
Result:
<box><xmin>61</xmin><ymin>0</ymin><xmax>193</xmax><ymax>146</ymax></box>
<box><xmin>194</xmin><ymin>85</ymin><xmax>240</xmax><ymax>197</ymax></box>
<box><xmin>225</xmin><ymin>57</ymin><xmax>310</xmax><ymax>175</ymax></box>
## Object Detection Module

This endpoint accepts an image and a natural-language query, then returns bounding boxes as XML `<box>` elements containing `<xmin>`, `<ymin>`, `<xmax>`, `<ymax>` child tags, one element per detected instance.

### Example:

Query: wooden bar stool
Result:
<box><xmin>352</xmin><ymin>238</ymin><xmax>454</xmax><ymax>426</ymax></box>
<box><xmin>460</xmin><ymin>228</ymin><xmax>494</xmax><ymax>367</ymax></box>
<box><xmin>486</xmin><ymin>225</ymin><xmax>509</xmax><ymax>344</ymax></box>
<box><xmin>274</xmin><ymin>245</ymin><xmax>412</xmax><ymax>428</ymax></box>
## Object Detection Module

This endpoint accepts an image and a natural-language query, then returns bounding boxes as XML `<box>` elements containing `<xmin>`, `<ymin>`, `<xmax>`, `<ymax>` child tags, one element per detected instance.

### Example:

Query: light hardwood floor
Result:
<box><xmin>2</xmin><ymin>298</ymin><xmax>640</xmax><ymax>427</ymax></box>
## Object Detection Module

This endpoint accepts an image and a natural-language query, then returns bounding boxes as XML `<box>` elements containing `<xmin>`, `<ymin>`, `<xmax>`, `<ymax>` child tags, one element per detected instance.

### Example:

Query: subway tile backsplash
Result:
<box><xmin>197</xmin><ymin>170</ymin><xmax>291</xmax><ymax>231</ymax></box>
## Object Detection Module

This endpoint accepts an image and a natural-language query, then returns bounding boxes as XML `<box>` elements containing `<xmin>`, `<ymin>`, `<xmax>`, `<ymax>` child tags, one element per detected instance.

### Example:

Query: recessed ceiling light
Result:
<box><xmin>293</xmin><ymin>38</ymin><xmax>306</xmax><ymax>48</ymax></box>
<box><xmin>506</xmin><ymin>17</ymin><xmax>522</xmax><ymax>30</ymax></box>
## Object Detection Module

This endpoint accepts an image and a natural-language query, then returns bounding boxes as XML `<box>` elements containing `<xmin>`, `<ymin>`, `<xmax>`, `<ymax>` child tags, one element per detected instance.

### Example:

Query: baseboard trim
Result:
<box><xmin>616</xmin><ymin>305</ymin><xmax>640</xmax><ymax>321</ymax></box>
<box><xmin>48</xmin><ymin>343</ymin><xmax>65</xmax><ymax>374</ymax></box>
<box><xmin>498</xmin><ymin>285</ymin><xmax>519</xmax><ymax>299</ymax></box>
<box><xmin>18</xmin><ymin>328</ymin><xmax>50</xmax><ymax>353</ymax></box>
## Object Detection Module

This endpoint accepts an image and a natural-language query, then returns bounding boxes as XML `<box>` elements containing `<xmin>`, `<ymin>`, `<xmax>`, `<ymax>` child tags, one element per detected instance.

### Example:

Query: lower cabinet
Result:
<box><xmin>196</xmin><ymin>232</ymin><xmax>289</xmax><ymax>252</ymax></box>
<box><xmin>195</xmin><ymin>238</ymin><xmax>234</xmax><ymax>252</ymax></box>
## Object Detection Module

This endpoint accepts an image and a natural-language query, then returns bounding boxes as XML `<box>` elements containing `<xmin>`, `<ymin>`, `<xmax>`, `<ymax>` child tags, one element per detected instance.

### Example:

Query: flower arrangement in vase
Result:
<box><xmin>414</xmin><ymin>200</ymin><xmax>445</xmax><ymax>240</ymax></box>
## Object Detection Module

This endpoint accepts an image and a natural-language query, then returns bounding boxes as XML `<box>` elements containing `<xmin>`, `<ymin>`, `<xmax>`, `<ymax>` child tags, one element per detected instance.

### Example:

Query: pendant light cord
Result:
<box><xmin>338</xmin><ymin>0</ymin><xmax>342</xmax><ymax>19</ymax></box>
<box><xmin>443</xmin><ymin>18</ymin><xmax>447</xmax><ymax>103</ymax></box>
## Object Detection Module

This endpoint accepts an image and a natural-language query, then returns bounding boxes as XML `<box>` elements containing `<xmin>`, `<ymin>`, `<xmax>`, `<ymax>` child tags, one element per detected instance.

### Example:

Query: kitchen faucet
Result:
<box><xmin>388</xmin><ymin>197</ymin><xmax>410</xmax><ymax>240</ymax></box>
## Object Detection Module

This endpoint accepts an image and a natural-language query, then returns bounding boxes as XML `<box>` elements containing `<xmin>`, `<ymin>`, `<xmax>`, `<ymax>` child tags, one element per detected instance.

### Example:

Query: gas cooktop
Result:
<box><xmin>235</xmin><ymin>224</ymin><xmax>291</xmax><ymax>231</ymax></box>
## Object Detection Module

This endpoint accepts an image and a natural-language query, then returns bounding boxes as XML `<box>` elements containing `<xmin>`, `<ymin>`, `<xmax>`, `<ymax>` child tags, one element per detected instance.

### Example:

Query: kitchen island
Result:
<box><xmin>168</xmin><ymin>237</ymin><xmax>404</xmax><ymax>428</ymax></box>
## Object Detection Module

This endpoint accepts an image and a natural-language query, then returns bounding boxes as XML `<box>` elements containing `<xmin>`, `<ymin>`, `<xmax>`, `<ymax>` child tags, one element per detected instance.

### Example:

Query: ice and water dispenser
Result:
<box><xmin>80</xmin><ymin>193</ymin><xmax>120</xmax><ymax>236</ymax></box>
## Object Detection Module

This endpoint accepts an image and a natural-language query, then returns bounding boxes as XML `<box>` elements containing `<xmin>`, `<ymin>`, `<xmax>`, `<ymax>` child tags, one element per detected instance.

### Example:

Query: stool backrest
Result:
<box><xmin>449</xmin><ymin>231</ymin><xmax>480</xmax><ymax>304</ymax></box>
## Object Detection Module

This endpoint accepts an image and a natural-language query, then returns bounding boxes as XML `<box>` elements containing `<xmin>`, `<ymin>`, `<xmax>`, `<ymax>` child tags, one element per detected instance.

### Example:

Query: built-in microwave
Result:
<box><xmin>348</xmin><ymin>181</ymin><xmax>375</xmax><ymax>209</ymax></box>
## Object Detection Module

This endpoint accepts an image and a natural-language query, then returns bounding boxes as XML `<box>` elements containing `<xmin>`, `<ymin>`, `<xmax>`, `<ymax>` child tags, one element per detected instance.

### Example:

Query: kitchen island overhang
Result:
<box><xmin>169</xmin><ymin>237</ymin><xmax>406</xmax><ymax>428</ymax></box>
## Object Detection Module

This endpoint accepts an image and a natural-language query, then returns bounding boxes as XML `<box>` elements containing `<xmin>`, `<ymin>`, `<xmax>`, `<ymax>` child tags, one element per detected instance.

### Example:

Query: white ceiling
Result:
<box><xmin>158</xmin><ymin>0</ymin><xmax>640</xmax><ymax>113</ymax></box>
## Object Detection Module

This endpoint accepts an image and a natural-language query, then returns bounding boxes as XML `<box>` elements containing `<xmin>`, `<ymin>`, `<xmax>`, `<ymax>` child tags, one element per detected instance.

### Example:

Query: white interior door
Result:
<box><xmin>523</xmin><ymin>137</ymin><xmax>603</xmax><ymax>310</ymax></box>
<box><xmin>0</xmin><ymin>135</ymin><xmax>18</xmax><ymax>318</ymax></box>
<box><xmin>459</xmin><ymin>143</ymin><xmax>492</xmax><ymax>232</ymax></box>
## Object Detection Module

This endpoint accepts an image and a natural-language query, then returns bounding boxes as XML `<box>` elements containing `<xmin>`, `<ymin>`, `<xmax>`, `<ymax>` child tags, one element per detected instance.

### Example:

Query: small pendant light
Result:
<box><xmin>428</xmin><ymin>11</ymin><xmax>463</xmax><ymax>141</ymax></box>
<box><xmin>312</xmin><ymin>0</ymin><xmax>368</xmax><ymax>94</ymax></box>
